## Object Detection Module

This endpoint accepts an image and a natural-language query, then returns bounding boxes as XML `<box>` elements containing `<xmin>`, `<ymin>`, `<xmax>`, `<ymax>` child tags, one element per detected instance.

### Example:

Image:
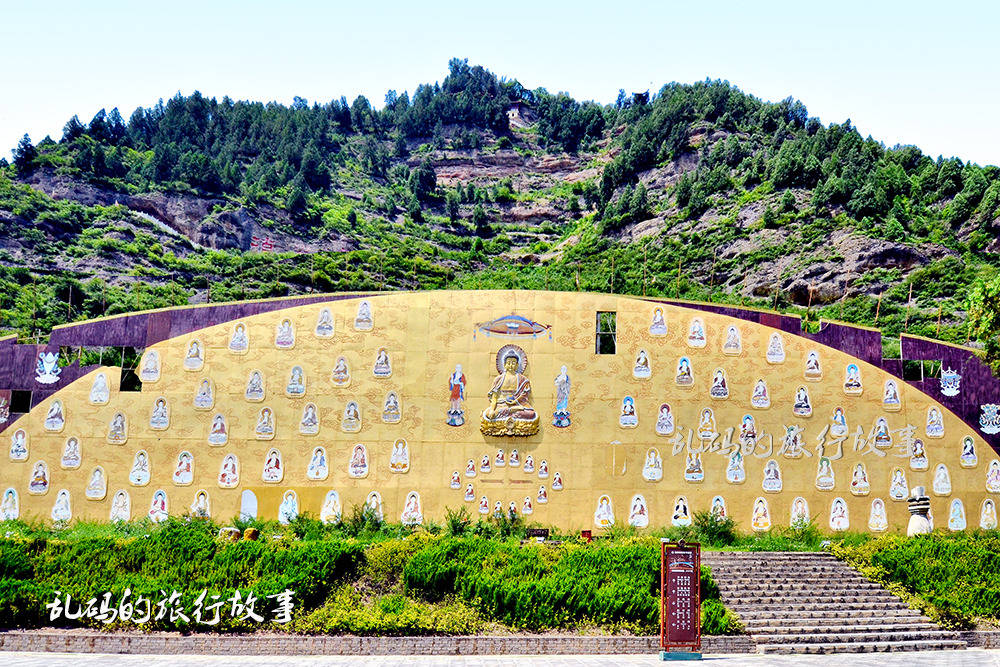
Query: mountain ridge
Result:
<box><xmin>1</xmin><ymin>59</ymin><xmax>998</xmax><ymax>369</ymax></box>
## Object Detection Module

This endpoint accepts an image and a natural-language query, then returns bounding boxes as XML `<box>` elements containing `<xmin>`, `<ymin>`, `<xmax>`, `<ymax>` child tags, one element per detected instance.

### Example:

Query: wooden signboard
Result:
<box><xmin>659</xmin><ymin>539</ymin><xmax>701</xmax><ymax>659</ymax></box>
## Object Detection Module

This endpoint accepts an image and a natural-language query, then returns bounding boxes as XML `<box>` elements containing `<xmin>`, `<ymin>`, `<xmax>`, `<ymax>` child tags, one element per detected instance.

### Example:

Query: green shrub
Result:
<box><xmin>832</xmin><ymin>532</ymin><xmax>1000</xmax><ymax>628</ymax></box>
<box><xmin>701</xmin><ymin>599</ymin><xmax>743</xmax><ymax>635</ymax></box>
<box><xmin>404</xmin><ymin>536</ymin><xmax>725</xmax><ymax>633</ymax></box>
<box><xmin>0</xmin><ymin>519</ymin><xmax>741</xmax><ymax>634</ymax></box>
<box><xmin>290</xmin><ymin>586</ymin><xmax>488</xmax><ymax>635</ymax></box>
<box><xmin>692</xmin><ymin>511</ymin><xmax>737</xmax><ymax>546</ymax></box>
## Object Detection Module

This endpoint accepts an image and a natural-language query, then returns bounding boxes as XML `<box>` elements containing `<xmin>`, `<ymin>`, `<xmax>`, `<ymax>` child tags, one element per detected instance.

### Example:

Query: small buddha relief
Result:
<box><xmin>89</xmin><ymin>373</ymin><xmax>110</xmax><ymax>405</ymax></box>
<box><xmin>844</xmin><ymin>364</ymin><xmax>863</xmax><ymax>396</ymax></box>
<box><xmin>722</xmin><ymin>326</ymin><xmax>742</xmax><ymax>355</ymax></box>
<box><xmin>628</xmin><ymin>494</ymin><xmax>649</xmax><ymax>528</ymax></box>
<box><xmin>321</xmin><ymin>491</ymin><xmax>342</xmax><ymax>524</ymax></box>
<box><xmin>229</xmin><ymin>322</ymin><xmax>249</xmax><ymax>354</ymax></box>
<box><xmin>947</xmin><ymin>499</ymin><xmax>966</xmax><ymax>532</ymax></box>
<box><xmin>960</xmin><ymin>436</ymin><xmax>977</xmax><ymax>468</ymax></box>
<box><xmin>275</xmin><ymin>319</ymin><xmax>295</xmax><ymax>349</ymax></box>
<box><xmin>139</xmin><ymin>350</ymin><xmax>161</xmax><ymax>383</ymax></box>
<box><xmin>109</xmin><ymin>490</ymin><xmax>130</xmax><ymax>522</ymax></box>
<box><xmin>278</xmin><ymin>491</ymin><xmax>299</xmax><ymax>525</ymax></box>
<box><xmin>882</xmin><ymin>380</ymin><xmax>901</xmax><ymax>412</ymax></box>
<box><xmin>765</xmin><ymin>332</ymin><xmax>785</xmax><ymax>364</ymax></box>
<box><xmin>383</xmin><ymin>391</ymin><xmax>402</xmax><ymax>424</ymax></box>
<box><xmin>315</xmin><ymin>308</ymin><xmax>335</xmax><ymax>338</ymax></box>
<box><xmin>183</xmin><ymin>339</ymin><xmax>204</xmax><ymax>371</ymax></box>
<box><xmin>868</xmin><ymin>498</ymin><xmax>888</xmax><ymax>532</ymax></box>
<box><xmin>193</xmin><ymin>378</ymin><xmax>214</xmax><ymax>410</ymax></box>
<box><xmin>751</xmin><ymin>497</ymin><xmax>771</xmax><ymax>532</ymax></box>
<box><xmin>829</xmin><ymin>497</ymin><xmax>849</xmax><ymax>532</ymax></box>
<box><xmin>850</xmin><ymin>462</ymin><xmax>870</xmax><ymax>496</ymax></box>
<box><xmin>208</xmin><ymin>413</ymin><xmax>229</xmax><ymax>446</ymax></box>
<box><xmin>29</xmin><ymin>461</ymin><xmax>49</xmax><ymax>495</ymax></box>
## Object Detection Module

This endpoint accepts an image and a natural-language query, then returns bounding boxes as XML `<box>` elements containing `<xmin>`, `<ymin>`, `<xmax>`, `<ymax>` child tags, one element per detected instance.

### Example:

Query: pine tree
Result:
<box><xmin>472</xmin><ymin>204</ymin><xmax>490</xmax><ymax>237</ymax></box>
<box><xmin>286</xmin><ymin>175</ymin><xmax>307</xmax><ymax>214</ymax></box>
<box><xmin>446</xmin><ymin>191</ymin><xmax>460</xmax><ymax>221</ymax></box>
<box><xmin>61</xmin><ymin>115</ymin><xmax>86</xmax><ymax>142</ymax></box>
<box><xmin>12</xmin><ymin>134</ymin><xmax>37</xmax><ymax>173</ymax></box>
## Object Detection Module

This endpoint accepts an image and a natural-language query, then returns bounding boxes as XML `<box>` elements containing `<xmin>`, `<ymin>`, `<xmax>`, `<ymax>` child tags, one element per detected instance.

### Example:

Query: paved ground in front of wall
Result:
<box><xmin>2</xmin><ymin>651</ymin><xmax>998</xmax><ymax>666</ymax></box>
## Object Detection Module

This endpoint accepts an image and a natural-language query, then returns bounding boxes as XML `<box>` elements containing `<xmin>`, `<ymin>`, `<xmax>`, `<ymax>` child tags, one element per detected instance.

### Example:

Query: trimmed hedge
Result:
<box><xmin>0</xmin><ymin>519</ymin><xmax>741</xmax><ymax>634</ymax></box>
<box><xmin>832</xmin><ymin>532</ymin><xmax>1000</xmax><ymax>628</ymax></box>
<box><xmin>0</xmin><ymin>519</ymin><xmax>365</xmax><ymax>630</ymax></box>
<box><xmin>403</xmin><ymin>536</ymin><xmax>737</xmax><ymax>634</ymax></box>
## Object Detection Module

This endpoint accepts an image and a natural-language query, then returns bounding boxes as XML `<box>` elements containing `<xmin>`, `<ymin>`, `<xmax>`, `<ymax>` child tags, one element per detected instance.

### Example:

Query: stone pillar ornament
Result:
<box><xmin>906</xmin><ymin>486</ymin><xmax>932</xmax><ymax>537</ymax></box>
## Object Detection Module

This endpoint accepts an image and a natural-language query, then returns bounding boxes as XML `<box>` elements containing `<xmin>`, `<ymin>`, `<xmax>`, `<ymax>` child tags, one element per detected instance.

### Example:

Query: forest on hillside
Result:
<box><xmin>2</xmin><ymin>59</ymin><xmax>999</xmax><ymax>370</ymax></box>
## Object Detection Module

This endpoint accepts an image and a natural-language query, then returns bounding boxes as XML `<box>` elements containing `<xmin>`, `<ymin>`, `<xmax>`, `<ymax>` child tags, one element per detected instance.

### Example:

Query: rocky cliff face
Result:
<box><xmin>23</xmin><ymin>170</ymin><xmax>352</xmax><ymax>254</ymax></box>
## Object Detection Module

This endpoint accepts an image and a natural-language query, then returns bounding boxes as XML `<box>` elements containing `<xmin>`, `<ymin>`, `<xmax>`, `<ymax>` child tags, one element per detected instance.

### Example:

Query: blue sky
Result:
<box><xmin>2</xmin><ymin>0</ymin><xmax>998</xmax><ymax>166</ymax></box>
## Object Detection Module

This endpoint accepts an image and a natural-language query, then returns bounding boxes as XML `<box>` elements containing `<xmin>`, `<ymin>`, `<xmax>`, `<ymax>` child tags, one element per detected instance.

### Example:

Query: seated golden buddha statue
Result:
<box><xmin>481</xmin><ymin>349</ymin><xmax>540</xmax><ymax>436</ymax></box>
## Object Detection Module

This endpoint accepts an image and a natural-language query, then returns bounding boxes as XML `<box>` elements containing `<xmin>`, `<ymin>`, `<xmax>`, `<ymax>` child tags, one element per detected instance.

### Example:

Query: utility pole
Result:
<box><xmin>903</xmin><ymin>283</ymin><xmax>914</xmax><ymax>331</ymax></box>
<box><xmin>709</xmin><ymin>247</ymin><xmax>717</xmax><ymax>290</ymax></box>
<box><xmin>642</xmin><ymin>243</ymin><xmax>648</xmax><ymax>296</ymax></box>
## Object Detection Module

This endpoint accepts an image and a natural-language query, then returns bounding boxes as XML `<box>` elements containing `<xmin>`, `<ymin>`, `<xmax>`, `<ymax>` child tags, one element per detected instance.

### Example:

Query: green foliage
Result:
<box><xmin>967</xmin><ymin>273</ymin><xmax>1000</xmax><ymax>372</ymax></box>
<box><xmin>403</xmin><ymin>536</ymin><xmax>734</xmax><ymax>634</ymax></box>
<box><xmin>691</xmin><ymin>511</ymin><xmax>738</xmax><ymax>547</ymax></box>
<box><xmin>289</xmin><ymin>586</ymin><xmax>488</xmax><ymax>635</ymax></box>
<box><xmin>12</xmin><ymin>134</ymin><xmax>37</xmax><ymax>173</ymax></box>
<box><xmin>0</xmin><ymin>517</ymin><xmax>366</xmax><ymax>630</ymax></box>
<box><xmin>0</xmin><ymin>519</ymin><xmax>744</xmax><ymax>635</ymax></box>
<box><xmin>445</xmin><ymin>506</ymin><xmax>473</xmax><ymax>536</ymax></box>
<box><xmin>409</xmin><ymin>161</ymin><xmax>437</xmax><ymax>202</ymax></box>
<box><xmin>472</xmin><ymin>203</ymin><xmax>490</xmax><ymax>237</ymax></box>
<box><xmin>832</xmin><ymin>532</ymin><xmax>1000</xmax><ymax>628</ymax></box>
<box><xmin>701</xmin><ymin>599</ymin><xmax>743</xmax><ymax>636</ymax></box>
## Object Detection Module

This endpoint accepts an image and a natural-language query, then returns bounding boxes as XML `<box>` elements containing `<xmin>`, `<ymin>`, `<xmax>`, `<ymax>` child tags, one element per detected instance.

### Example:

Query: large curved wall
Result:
<box><xmin>1</xmin><ymin>290</ymin><xmax>997</xmax><ymax>533</ymax></box>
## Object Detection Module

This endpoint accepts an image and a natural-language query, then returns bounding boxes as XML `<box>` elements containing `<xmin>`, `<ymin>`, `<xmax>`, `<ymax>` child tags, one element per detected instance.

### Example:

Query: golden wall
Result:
<box><xmin>2</xmin><ymin>290</ymin><xmax>997</xmax><ymax>533</ymax></box>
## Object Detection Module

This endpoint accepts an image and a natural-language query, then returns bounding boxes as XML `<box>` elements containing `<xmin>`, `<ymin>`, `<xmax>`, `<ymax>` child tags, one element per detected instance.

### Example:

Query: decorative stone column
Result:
<box><xmin>907</xmin><ymin>486</ymin><xmax>932</xmax><ymax>536</ymax></box>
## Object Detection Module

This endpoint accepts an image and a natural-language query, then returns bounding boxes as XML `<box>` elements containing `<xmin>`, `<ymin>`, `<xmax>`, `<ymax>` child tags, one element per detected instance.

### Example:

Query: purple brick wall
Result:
<box><xmin>0</xmin><ymin>294</ymin><xmax>372</xmax><ymax>434</ymax></box>
<box><xmin>649</xmin><ymin>298</ymin><xmax>1000</xmax><ymax>455</ymax></box>
<box><xmin>901</xmin><ymin>336</ymin><xmax>1000</xmax><ymax>453</ymax></box>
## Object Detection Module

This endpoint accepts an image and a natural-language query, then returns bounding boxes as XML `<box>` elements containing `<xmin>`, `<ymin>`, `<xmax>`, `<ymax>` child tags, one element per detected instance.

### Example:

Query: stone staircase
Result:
<box><xmin>702</xmin><ymin>551</ymin><xmax>967</xmax><ymax>654</ymax></box>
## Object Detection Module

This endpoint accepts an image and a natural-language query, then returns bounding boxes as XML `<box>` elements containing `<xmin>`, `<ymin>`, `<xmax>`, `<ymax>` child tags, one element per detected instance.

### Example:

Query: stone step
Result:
<box><xmin>727</xmin><ymin>601</ymin><xmax>915</xmax><ymax>613</ymax></box>
<box><xmin>757</xmin><ymin>639</ymin><xmax>967</xmax><ymax>654</ymax></box>
<box><xmin>757</xmin><ymin>630</ymin><xmax>960</xmax><ymax>645</ymax></box>
<box><xmin>712</xmin><ymin>576</ymin><xmax>878</xmax><ymax>588</ymax></box>
<box><xmin>710</xmin><ymin>567</ymin><xmax>862</xmax><ymax>575</ymax></box>
<box><xmin>722</xmin><ymin>587</ymin><xmax>903</xmax><ymax>598</ymax></box>
<box><xmin>709</xmin><ymin>563</ymin><xmax>856</xmax><ymax>573</ymax></box>
<box><xmin>718</xmin><ymin>581</ymin><xmax>884</xmax><ymax>592</ymax></box>
<box><xmin>706</xmin><ymin>555</ymin><xmax>840</xmax><ymax>560</ymax></box>
<box><xmin>738</xmin><ymin>610</ymin><xmax>923</xmax><ymax>622</ymax></box>
<box><xmin>743</xmin><ymin>613</ymin><xmax>925</xmax><ymax>627</ymax></box>
<box><xmin>749</xmin><ymin>622</ymin><xmax>942</xmax><ymax>636</ymax></box>
<box><xmin>710</xmin><ymin>566</ymin><xmax>864</xmax><ymax>575</ymax></box>
<box><xmin>706</xmin><ymin>550</ymin><xmax>963</xmax><ymax>654</ymax></box>
<box><xmin>723</xmin><ymin>594</ymin><xmax>907</xmax><ymax>606</ymax></box>
<box><xmin>702</xmin><ymin>550</ymin><xmax>833</xmax><ymax>558</ymax></box>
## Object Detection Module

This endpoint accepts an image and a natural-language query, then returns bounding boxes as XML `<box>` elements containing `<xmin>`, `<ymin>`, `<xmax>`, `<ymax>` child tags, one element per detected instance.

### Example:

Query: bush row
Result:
<box><xmin>0</xmin><ymin>518</ymin><xmax>741</xmax><ymax>634</ymax></box>
<box><xmin>832</xmin><ymin>532</ymin><xmax>1000</xmax><ymax>629</ymax></box>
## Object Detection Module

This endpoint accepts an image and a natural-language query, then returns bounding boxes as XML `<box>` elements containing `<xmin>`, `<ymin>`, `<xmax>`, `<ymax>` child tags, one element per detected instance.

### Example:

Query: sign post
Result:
<box><xmin>659</xmin><ymin>539</ymin><xmax>701</xmax><ymax>660</ymax></box>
